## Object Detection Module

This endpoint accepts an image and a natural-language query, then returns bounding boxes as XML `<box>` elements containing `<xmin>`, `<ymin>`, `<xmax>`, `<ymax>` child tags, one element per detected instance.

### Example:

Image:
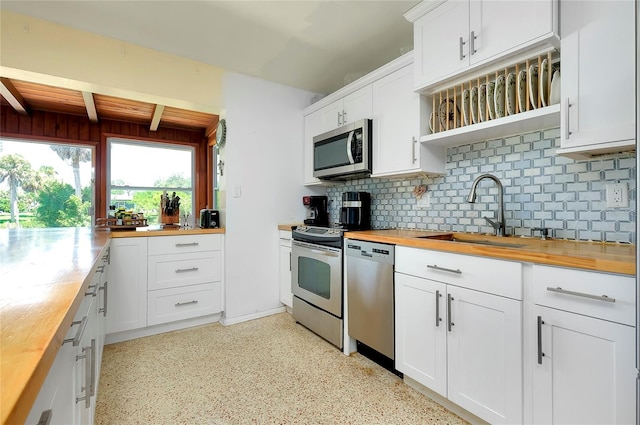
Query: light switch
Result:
<box><xmin>233</xmin><ymin>184</ymin><xmax>242</xmax><ymax>198</ymax></box>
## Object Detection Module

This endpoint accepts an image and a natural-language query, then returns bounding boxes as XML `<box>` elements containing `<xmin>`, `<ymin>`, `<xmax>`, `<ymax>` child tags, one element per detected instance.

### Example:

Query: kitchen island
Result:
<box><xmin>0</xmin><ymin>226</ymin><xmax>224</xmax><ymax>425</ymax></box>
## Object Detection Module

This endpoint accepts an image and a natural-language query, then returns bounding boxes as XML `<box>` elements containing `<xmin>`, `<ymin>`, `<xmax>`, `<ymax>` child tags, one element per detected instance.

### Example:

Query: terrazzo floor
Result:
<box><xmin>95</xmin><ymin>313</ymin><xmax>468</xmax><ymax>424</ymax></box>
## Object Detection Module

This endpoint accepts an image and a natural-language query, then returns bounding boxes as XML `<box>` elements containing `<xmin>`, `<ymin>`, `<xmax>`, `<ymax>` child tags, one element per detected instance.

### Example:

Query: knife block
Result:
<box><xmin>160</xmin><ymin>205</ymin><xmax>180</xmax><ymax>225</ymax></box>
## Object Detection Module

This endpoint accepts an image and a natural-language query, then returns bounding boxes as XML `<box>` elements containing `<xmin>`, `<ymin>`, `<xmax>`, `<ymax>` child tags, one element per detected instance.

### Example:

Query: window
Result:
<box><xmin>107</xmin><ymin>138</ymin><xmax>194</xmax><ymax>225</ymax></box>
<box><xmin>0</xmin><ymin>138</ymin><xmax>94</xmax><ymax>229</ymax></box>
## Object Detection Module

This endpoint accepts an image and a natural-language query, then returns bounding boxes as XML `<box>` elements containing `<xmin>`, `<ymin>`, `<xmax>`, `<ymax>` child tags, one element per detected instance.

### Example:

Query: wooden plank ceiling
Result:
<box><xmin>0</xmin><ymin>78</ymin><xmax>218</xmax><ymax>135</ymax></box>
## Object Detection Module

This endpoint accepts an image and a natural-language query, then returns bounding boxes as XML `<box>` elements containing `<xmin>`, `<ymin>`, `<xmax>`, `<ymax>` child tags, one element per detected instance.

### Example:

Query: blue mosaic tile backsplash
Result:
<box><xmin>327</xmin><ymin>128</ymin><xmax>637</xmax><ymax>243</ymax></box>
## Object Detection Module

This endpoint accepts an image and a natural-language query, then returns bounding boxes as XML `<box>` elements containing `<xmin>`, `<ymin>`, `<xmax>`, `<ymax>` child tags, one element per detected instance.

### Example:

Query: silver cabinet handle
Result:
<box><xmin>412</xmin><ymin>137</ymin><xmax>417</xmax><ymax>163</ymax></box>
<box><xmin>459</xmin><ymin>36</ymin><xmax>466</xmax><ymax>60</ymax></box>
<box><xmin>289</xmin><ymin>252</ymin><xmax>292</xmax><ymax>272</ymax></box>
<box><xmin>565</xmin><ymin>98</ymin><xmax>572</xmax><ymax>139</ymax></box>
<box><xmin>96</xmin><ymin>265</ymin><xmax>105</xmax><ymax>274</ymax></box>
<box><xmin>85</xmin><ymin>284</ymin><xmax>99</xmax><ymax>297</ymax></box>
<box><xmin>537</xmin><ymin>316</ymin><xmax>545</xmax><ymax>364</ymax></box>
<box><xmin>175</xmin><ymin>300</ymin><xmax>198</xmax><ymax>307</ymax></box>
<box><xmin>337</xmin><ymin>112</ymin><xmax>342</xmax><ymax>127</ymax></box>
<box><xmin>89</xmin><ymin>338</ymin><xmax>96</xmax><ymax>397</ymax></box>
<box><xmin>76</xmin><ymin>343</ymin><xmax>92</xmax><ymax>408</ymax></box>
<box><xmin>447</xmin><ymin>294</ymin><xmax>454</xmax><ymax>332</ymax></box>
<box><xmin>175</xmin><ymin>242</ymin><xmax>199</xmax><ymax>247</ymax></box>
<box><xmin>64</xmin><ymin>315</ymin><xmax>88</xmax><ymax>346</ymax></box>
<box><xmin>470</xmin><ymin>30</ymin><xmax>477</xmax><ymax>55</ymax></box>
<box><xmin>36</xmin><ymin>409</ymin><xmax>52</xmax><ymax>425</ymax></box>
<box><xmin>435</xmin><ymin>290</ymin><xmax>442</xmax><ymax>327</ymax></box>
<box><xmin>99</xmin><ymin>281</ymin><xmax>108</xmax><ymax>317</ymax></box>
<box><xmin>546</xmin><ymin>286</ymin><xmax>615</xmax><ymax>303</ymax></box>
<box><xmin>427</xmin><ymin>264</ymin><xmax>462</xmax><ymax>274</ymax></box>
<box><xmin>175</xmin><ymin>267</ymin><xmax>199</xmax><ymax>273</ymax></box>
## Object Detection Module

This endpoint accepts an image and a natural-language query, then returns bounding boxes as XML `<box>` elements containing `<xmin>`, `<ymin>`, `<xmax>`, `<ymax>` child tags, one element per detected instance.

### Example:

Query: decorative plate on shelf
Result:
<box><xmin>539</xmin><ymin>58</ymin><xmax>549</xmax><ymax>107</ymax></box>
<box><xmin>478</xmin><ymin>84</ymin><xmax>487</xmax><ymax>123</ymax></box>
<box><xmin>470</xmin><ymin>87</ymin><xmax>479</xmax><ymax>124</ymax></box>
<box><xmin>428</xmin><ymin>111</ymin><xmax>435</xmax><ymax>133</ymax></box>
<box><xmin>528</xmin><ymin>64</ymin><xmax>539</xmax><ymax>109</ymax></box>
<box><xmin>486</xmin><ymin>81</ymin><xmax>496</xmax><ymax>120</ymax></box>
<box><xmin>437</xmin><ymin>98</ymin><xmax>460</xmax><ymax>130</ymax></box>
<box><xmin>517</xmin><ymin>69</ymin><xmax>527</xmax><ymax>113</ymax></box>
<box><xmin>506</xmin><ymin>72</ymin><xmax>517</xmax><ymax>116</ymax></box>
<box><xmin>462</xmin><ymin>89</ymin><xmax>471</xmax><ymax>126</ymax></box>
<box><xmin>494</xmin><ymin>75</ymin><xmax>506</xmax><ymax>118</ymax></box>
<box><xmin>549</xmin><ymin>69</ymin><xmax>561</xmax><ymax>105</ymax></box>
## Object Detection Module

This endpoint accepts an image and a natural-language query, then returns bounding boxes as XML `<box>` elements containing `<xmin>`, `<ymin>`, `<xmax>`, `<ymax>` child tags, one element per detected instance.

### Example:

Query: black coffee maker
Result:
<box><xmin>340</xmin><ymin>192</ymin><xmax>371</xmax><ymax>230</ymax></box>
<box><xmin>303</xmin><ymin>196</ymin><xmax>329</xmax><ymax>227</ymax></box>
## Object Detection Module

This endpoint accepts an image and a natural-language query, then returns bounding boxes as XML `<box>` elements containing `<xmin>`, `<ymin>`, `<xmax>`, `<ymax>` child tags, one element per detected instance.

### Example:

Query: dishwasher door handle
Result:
<box><xmin>361</xmin><ymin>251</ymin><xmax>373</xmax><ymax>258</ymax></box>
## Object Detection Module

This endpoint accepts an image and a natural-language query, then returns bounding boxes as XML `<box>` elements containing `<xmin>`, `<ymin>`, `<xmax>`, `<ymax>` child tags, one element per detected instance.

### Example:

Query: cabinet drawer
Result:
<box><xmin>396</xmin><ymin>246</ymin><xmax>522</xmax><ymax>299</ymax></box>
<box><xmin>147</xmin><ymin>234</ymin><xmax>221</xmax><ymax>256</ymax></box>
<box><xmin>148</xmin><ymin>282</ymin><xmax>222</xmax><ymax>326</ymax></box>
<box><xmin>279</xmin><ymin>230</ymin><xmax>292</xmax><ymax>247</ymax></box>
<box><xmin>148</xmin><ymin>251</ymin><xmax>221</xmax><ymax>290</ymax></box>
<box><xmin>532</xmin><ymin>265</ymin><xmax>635</xmax><ymax>326</ymax></box>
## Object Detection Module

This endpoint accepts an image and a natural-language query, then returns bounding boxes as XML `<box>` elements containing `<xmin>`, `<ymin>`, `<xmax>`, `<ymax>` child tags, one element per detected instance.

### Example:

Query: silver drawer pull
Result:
<box><xmin>546</xmin><ymin>287</ymin><xmax>616</xmax><ymax>303</ymax></box>
<box><xmin>85</xmin><ymin>284</ymin><xmax>99</xmax><ymax>297</ymax></box>
<box><xmin>36</xmin><ymin>409</ymin><xmax>52</xmax><ymax>425</ymax></box>
<box><xmin>96</xmin><ymin>265</ymin><xmax>105</xmax><ymax>273</ymax></box>
<box><xmin>175</xmin><ymin>267</ymin><xmax>199</xmax><ymax>273</ymax></box>
<box><xmin>175</xmin><ymin>242</ymin><xmax>199</xmax><ymax>247</ymax></box>
<box><xmin>427</xmin><ymin>264</ymin><xmax>462</xmax><ymax>274</ymax></box>
<box><xmin>175</xmin><ymin>300</ymin><xmax>198</xmax><ymax>307</ymax></box>
<box><xmin>63</xmin><ymin>316</ymin><xmax>88</xmax><ymax>346</ymax></box>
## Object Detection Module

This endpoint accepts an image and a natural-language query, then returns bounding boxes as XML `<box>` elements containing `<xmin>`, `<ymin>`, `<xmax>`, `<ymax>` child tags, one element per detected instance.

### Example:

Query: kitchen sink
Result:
<box><xmin>414</xmin><ymin>235</ymin><xmax>525</xmax><ymax>248</ymax></box>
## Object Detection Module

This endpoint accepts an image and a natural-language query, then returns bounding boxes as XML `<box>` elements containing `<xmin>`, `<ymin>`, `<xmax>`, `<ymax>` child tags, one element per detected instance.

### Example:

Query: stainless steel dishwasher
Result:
<box><xmin>345</xmin><ymin>239</ymin><xmax>395</xmax><ymax>360</ymax></box>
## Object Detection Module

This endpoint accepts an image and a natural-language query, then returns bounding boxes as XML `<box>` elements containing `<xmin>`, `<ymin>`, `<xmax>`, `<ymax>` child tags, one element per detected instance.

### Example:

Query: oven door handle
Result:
<box><xmin>307</xmin><ymin>249</ymin><xmax>340</xmax><ymax>257</ymax></box>
<box><xmin>293</xmin><ymin>240</ymin><xmax>341</xmax><ymax>256</ymax></box>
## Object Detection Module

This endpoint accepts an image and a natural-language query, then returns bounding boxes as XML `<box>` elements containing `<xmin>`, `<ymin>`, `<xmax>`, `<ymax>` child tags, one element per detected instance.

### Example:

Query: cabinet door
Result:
<box><xmin>342</xmin><ymin>85</ymin><xmax>372</xmax><ymax>125</ymax></box>
<box><xmin>320</xmin><ymin>99</ymin><xmax>344</xmax><ymax>132</ymax></box>
<box><xmin>560</xmin><ymin>0</ymin><xmax>635</xmax><ymax>150</ymax></box>
<box><xmin>533</xmin><ymin>305</ymin><xmax>636</xmax><ymax>425</ymax></box>
<box><xmin>303</xmin><ymin>110</ymin><xmax>323</xmax><ymax>185</ymax></box>
<box><xmin>414</xmin><ymin>0</ymin><xmax>469</xmax><ymax>88</ymax></box>
<box><xmin>447</xmin><ymin>286</ymin><xmax>522</xmax><ymax>424</ymax></box>
<box><xmin>395</xmin><ymin>272</ymin><xmax>447</xmax><ymax>397</ymax></box>
<box><xmin>372</xmin><ymin>64</ymin><xmax>421</xmax><ymax>176</ymax></box>
<box><xmin>469</xmin><ymin>0</ymin><xmax>554</xmax><ymax>65</ymax></box>
<box><xmin>107</xmin><ymin>238</ymin><xmax>148</xmax><ymax>334</ymax></box>
<box><xmin>279</xmin><ymin>243</ymin><xmax>292</xmax><ymax>308</ymax></box>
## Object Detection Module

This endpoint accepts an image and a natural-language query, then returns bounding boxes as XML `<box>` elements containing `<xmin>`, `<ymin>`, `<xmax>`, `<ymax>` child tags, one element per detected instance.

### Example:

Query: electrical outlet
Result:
<box><xmin>606</xmin><ymin>182</ymin><xmax>629</xmax><ymax>208</ymax></box>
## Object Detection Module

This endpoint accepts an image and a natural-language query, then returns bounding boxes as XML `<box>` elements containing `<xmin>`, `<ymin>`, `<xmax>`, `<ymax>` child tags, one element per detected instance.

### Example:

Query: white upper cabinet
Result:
<box><xmin>319</xmin><ymin>85</ymin><xmax>372</xmax><ymax>133</ymax></box>
<box><xmin>372</xmin><ymin>63</ymin><xmax>445</xmax><ymax>177</ymax></box>
<box><xmin>407</xmin><ymin>0</ymin><xmax>558</xmax><ymax>91</ymax></box>
<box><xmin>556</xmin><ymin>0</ymin><xmax>635</xmax><ymax>159</ymax></box>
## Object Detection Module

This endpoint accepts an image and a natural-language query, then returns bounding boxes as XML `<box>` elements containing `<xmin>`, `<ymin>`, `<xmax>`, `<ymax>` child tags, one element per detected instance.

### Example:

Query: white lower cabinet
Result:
<box><xmin>147</xmin><ymin>234</ymin><xmax>224</xmax><ymax>326</ymax></box>
<box><xmin>107</xmin><ymin>237</ymin><xmax>148</xmax><ymax>333</ymax></box>
<box><xmin>27</xmin><ymin>252</ymin><xmax>108</xmax><ymax>425</ymax></box>
<box><xmin>279</xmin><ymin>230</ymin><xmax>292</xmax><ymax>308</ymax></box>
<box><xmin>531</xmin><ymin>265</ymin><xmax>636</xmax><ymax>424</ymax></box>
<box><xmin>395</xmin><ymin>246</ymin><xmax>523</xmax><ymax>424</ymax></box>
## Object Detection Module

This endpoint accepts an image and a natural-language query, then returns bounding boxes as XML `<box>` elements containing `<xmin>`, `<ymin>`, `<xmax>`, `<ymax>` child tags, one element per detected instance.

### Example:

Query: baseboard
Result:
<box><xmin>221</xmin><ymin>306</ymin><xmax>286</xmax><ymax>326</ymax></box>
<box><xmin>403</xmin><ymin>376</ymin><xmax>489</xmax><ymax>425</ymax></box>
<box><xmin>105</xmin><ymin>313</ymin><xmax>222</xmax><ymax>344</ymax></box>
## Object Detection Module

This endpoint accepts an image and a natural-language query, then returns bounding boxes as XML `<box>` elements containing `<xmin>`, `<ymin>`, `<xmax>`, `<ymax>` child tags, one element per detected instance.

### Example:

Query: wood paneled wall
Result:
<box><xmin>0</xmin><ymin>105</ymin><xmax>210</xmax><ymax>218</ymax></box>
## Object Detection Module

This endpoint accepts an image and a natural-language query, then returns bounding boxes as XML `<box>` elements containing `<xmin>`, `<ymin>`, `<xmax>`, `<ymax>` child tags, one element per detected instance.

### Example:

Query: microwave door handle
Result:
<box><xmin>346</xmin><ymin>131</ymin><xmax>355</xmax><ymax>164</ymax></box>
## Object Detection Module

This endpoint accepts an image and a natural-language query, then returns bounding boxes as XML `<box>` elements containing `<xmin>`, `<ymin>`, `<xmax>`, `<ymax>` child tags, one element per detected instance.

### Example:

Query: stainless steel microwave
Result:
<box><xmin>313</xmin><ymin>119</ymin><xmax>372</xmax><ymax>180</ymax></box>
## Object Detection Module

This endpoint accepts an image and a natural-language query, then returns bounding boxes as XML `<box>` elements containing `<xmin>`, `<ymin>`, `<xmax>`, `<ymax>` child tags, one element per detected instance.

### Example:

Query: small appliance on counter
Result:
<box><xmin>199</xmin><ymin>209</ymin><xmax>220</xmax><ymax>228</ymax></box>
<box><xmin>340</xmin><ymin>191</ymin><xmax>371</xmax><ymax>230</ymax></box>
<box><xmin>303</xmin><ymin>196</ymin><xmax>329</xmax><ymax>227</ymax></box>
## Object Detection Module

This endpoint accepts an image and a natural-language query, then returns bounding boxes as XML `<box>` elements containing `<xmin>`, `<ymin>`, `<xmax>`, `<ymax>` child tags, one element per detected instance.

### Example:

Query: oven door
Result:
<box><xmin>291</xmin><ymin>240</ymin><xmax>342</xmax><ymax>318</ymax></box>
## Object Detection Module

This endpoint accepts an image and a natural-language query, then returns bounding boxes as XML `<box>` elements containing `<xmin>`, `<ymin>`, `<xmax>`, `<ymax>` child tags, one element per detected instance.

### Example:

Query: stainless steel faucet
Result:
<box><xmin>467</xmin><ymin>174</ymin><xmax>506</xmax><ymax>237</ymax></box>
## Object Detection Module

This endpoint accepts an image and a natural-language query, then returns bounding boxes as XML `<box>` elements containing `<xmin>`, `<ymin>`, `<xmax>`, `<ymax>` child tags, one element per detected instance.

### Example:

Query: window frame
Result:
<box><xmin>106</xmin><ymin>137</ymin><xmax>196</xmax><ymax>222</ymax></box>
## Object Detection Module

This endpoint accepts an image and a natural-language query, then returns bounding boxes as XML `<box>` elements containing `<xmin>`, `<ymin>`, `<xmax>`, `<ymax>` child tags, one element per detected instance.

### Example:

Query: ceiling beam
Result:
<box><xmin>81</xmin><ymin>91</ymin><xmax>98</xmax><ymax>123</ymax></box>
<box><xmin>150</xmin><ymin>104</ymin><xmax>165</xmax><ymax>131</ymax></box>
<box><xmin>0</xmin><ymin>77</ymin><xmax>30</xmax><ymax>115</ymax></box>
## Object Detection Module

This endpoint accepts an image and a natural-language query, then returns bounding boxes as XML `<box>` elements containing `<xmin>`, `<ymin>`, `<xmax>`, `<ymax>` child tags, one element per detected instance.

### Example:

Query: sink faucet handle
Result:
<box><xmin>483</xmin><ymin>216</ymin><xmax>501</xmax><ymax>229</ymax></box>
<box><xmin>532</xmin><ymin>227</ymin><xmax>549</xmax><ymax>240</ymax></box>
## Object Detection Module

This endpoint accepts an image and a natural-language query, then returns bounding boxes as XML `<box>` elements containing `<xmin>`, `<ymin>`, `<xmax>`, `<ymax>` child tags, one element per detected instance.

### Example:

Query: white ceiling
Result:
<box><xmin>0</xmin><ymin>0</ymin><xmax>419</xmax><ymax>95</ymax></box>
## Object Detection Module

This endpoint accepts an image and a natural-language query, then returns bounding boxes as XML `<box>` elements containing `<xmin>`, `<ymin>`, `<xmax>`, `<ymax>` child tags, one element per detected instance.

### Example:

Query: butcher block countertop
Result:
<box><xmin>344</xmin><ymin>230</ymin><xmax>636</xmax><ymax>276</ymax></box>
<box><xmin>0</xmin><ymin>226</ymin><xmax>225</xmax><ymax>425</ymax></box>
<box><xmin>0</xmin><ymin>228</ymin><xmax>110</xmax><ymax>425</ymax></box>
<box><xmin>109</xmin><ymin>226</ymin><xmax>225</xmax><ymax>238</ymax></box>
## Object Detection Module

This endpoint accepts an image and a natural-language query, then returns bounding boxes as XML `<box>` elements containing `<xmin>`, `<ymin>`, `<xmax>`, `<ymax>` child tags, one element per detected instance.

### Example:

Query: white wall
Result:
<box><xmin>221</xmin><ymin>72</ymin><xmax>324</xmax><ymax>321</ymax></box>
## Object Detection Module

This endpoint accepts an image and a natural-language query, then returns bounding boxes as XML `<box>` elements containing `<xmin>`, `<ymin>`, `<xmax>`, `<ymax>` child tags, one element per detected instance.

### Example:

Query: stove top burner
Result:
<box><xmin>292</xmin><ymin>225</ymin><xmax>345</xmax><ymax>247</ymax></box>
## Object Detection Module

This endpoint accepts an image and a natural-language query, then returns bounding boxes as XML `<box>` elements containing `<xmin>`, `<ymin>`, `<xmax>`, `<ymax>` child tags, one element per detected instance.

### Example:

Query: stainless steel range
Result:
<box><xmin>291</xmin><ymin>225</ymin><xmax>345</xmax><ymax>349</ymax></box>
